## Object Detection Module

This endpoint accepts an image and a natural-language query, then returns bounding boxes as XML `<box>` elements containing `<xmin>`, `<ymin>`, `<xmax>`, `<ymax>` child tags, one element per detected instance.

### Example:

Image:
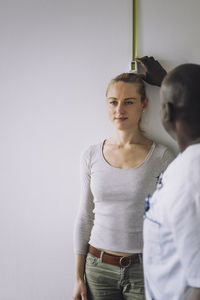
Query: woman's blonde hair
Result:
<box><xmin>106</xmin><ymin>73</ymin><xmax>146</xmax><ymax>103</ymax></box>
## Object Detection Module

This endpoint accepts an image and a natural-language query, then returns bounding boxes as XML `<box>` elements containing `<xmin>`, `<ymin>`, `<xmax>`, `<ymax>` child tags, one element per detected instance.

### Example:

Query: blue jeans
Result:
<box><xmin>85</xmin><ymin>253</ymin><xmax>145</xmax><ymax>300</ymax></box>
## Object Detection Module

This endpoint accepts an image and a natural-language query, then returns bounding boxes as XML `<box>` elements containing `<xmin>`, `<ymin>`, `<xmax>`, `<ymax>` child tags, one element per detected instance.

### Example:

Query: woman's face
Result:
<box><xmin>106</xmin><ymin>81</ymin><xmax>147</xmax><ymax>131</ymax></box>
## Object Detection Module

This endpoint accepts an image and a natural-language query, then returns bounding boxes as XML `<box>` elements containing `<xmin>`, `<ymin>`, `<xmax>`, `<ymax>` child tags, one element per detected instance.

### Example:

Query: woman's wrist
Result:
<box><xmin>75</xmin><ymin>275</ymin><xmax>85</xmax><ymax>282</ymax></box>
<box><xmin>74</xmin><ymin>253</ymin><xmax>86</xmax><ymax>282</ymax></box>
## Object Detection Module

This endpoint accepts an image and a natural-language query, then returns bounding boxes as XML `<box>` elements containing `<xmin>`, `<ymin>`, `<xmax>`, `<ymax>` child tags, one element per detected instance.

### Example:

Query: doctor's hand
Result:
<box><xmin>136</xmin><ymin>56</ymin><xmax>167</xmax><ymax>87</ymax></box>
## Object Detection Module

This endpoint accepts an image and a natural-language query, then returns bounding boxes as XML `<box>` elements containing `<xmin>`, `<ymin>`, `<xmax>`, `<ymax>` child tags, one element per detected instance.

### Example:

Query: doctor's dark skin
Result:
<box><xmin>160</xmin><ymin>64</ymin><xmax>200</xmax><ymax>300</ymax></box>
<box><xmin>136</xmin><ymin>56</ymin><xmax>167</xmax><ymax>87</ymax></box>
<box><xmin>160</xmin><ymin>64</ymin><xmax>200</xmax><ymax>152</ymax></box>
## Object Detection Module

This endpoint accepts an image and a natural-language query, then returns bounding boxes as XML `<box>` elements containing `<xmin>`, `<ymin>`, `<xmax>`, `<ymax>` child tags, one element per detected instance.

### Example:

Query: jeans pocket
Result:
<box><xmin>86</xmin><ymin>253</ymin><xmax>99</xmax><ymax>267</ymax></box>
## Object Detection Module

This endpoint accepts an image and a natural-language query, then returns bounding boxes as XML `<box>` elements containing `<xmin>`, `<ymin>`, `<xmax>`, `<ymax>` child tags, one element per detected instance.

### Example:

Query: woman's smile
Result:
<box><xmin>114</xmin><ymin>117</ymin><xmax>128</xmax><ymax>122</ymax></box>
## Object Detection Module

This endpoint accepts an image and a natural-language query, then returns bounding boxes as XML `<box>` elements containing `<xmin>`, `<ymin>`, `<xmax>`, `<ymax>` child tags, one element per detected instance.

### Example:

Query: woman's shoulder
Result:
<box><xmin>81</xmin><ymin>141</ymin><xmax>103</xmax><ymax>161</ymax></box>
<box><xmin>152</xmin><ymin>142</ymin><xmax>176</xmax><ymax>171</ymax></box>
<box><xmin>154</xmin><ymin>142</ymin><xmax>175</xmax><ymax>157</ymax></box>
<box><xmin>139</xmin><ymin>137</ymin><xmax>168</xmax><ymax>156</ymax></box>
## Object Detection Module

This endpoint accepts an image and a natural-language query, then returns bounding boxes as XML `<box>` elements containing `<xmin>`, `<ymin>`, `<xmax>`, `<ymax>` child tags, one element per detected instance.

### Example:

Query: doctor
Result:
<box><xmin>143</xmin><ymin>64</ymin><xmax>200</xmax><ymax>300</ymax></box>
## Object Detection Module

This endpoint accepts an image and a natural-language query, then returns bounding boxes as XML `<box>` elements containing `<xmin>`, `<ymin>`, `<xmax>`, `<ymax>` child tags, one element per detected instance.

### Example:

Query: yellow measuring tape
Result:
<box><xmin>130</xmin><ymin>0</ymin><xmax>137</xmax><ymax>72</ymax></box>
<box><xmin>132</xmin><ymin>0</ymin><xmax>137</xmax><ymax>61</ymax></box>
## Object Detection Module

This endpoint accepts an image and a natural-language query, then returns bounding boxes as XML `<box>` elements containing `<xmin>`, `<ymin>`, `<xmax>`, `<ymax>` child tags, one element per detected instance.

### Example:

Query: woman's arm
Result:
<box><xmin>73</xmin><ymin>147</ymin><xmax>94</xmax><ymax>254</ymax></box>
<box><xmin>73</xmin><ymin>147</ymin><xmax>94</xmax><ymax>299</ymax></box>
<box><xmin>73</xmin><ymin>254</ymin><xmax>87</xmax><ymax>300</ymax></box>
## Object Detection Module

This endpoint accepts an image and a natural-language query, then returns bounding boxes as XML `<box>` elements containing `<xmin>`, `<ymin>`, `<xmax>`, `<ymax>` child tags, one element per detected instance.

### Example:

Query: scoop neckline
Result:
<box><xmin>100</xmin><ymin>140</ymin><xmax>156</xmax><ymax>170</ymax></box>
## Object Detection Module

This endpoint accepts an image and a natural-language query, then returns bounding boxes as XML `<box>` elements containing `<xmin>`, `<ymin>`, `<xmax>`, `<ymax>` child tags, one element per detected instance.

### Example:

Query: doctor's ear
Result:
<box><xmin>162</xmin><ymin>102</ymin><xmax>176</xmax><ymax>123</ymax></box>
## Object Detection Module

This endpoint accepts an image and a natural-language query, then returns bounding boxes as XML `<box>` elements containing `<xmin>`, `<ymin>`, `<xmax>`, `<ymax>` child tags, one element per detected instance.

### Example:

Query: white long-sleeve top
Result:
<box><xmin>73</xmin><ymin>141</ymin><xmax>174</xmax><ymax>255</ymax></box>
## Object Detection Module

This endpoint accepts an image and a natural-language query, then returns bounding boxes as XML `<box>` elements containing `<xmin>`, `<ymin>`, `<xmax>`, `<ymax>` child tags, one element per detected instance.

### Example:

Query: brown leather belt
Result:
<box><xmin>88</xmin><ymin>245</ymin><xmax>141</xmax><ymax>267</ymax></box>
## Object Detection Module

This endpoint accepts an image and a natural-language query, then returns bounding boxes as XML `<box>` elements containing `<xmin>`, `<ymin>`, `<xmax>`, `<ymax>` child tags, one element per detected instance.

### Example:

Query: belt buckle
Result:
<box><xmin>119</xmin><ymin>256</ymin><xmax>131</xmax><ymax>267</ymax></box>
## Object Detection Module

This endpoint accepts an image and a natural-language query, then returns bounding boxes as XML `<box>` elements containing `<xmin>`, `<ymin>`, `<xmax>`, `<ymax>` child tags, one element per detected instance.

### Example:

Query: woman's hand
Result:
<box><xmin>73</xmin><ymin>279</ymin><xmax>87</xmax><ymax>300</ymax></box>
<box><xmin>73</xmin><ymin>254</ymin><xmax>87</xmax><ymax>300</ymax></box>
<box><xmin>136</xmin><ymin>56</ymin><xmax>167</xmax><ymax>87</ymax></box>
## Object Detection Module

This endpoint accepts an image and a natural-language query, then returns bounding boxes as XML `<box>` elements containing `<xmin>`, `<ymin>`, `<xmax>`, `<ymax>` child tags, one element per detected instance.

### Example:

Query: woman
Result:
<box><xmin>73</xmin><ymin>64</ymin><xmax>174</xmax><ymax>300</ymax></box>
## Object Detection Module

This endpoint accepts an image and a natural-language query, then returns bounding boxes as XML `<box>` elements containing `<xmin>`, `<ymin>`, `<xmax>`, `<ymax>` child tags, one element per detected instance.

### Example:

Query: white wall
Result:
<box><xmin>137</xmin><ymin>0</ymin><xmax>200</xmax><ymax>153</ymax></box>
<box><xmin>1</xmin><ymin>0</ymin><xmax>200</xmax><ymax>299</ymax></box>
<box><xmin>0</xmin><ymin>1</ymin><xmax>132</xmax><ymax>299</ymax></box>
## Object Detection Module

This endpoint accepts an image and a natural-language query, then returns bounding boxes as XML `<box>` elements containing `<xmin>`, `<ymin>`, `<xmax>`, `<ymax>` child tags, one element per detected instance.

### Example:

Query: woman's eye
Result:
<box><xmin>110</xmin><ymin>101</ymin><xmax>117</xmax><ymax>105</ymax></box>
<box><xmin>125</xmin><ymin>101</ymin><xmax>133</xmax><ymax>105</ymax></box>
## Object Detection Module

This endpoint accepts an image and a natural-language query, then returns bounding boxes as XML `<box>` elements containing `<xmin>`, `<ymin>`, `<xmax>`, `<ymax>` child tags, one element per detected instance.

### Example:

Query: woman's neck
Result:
<box><xmin>109</xmin><ymin>129</ymin><xmax>145</xmax><ymax>147</ymax></box>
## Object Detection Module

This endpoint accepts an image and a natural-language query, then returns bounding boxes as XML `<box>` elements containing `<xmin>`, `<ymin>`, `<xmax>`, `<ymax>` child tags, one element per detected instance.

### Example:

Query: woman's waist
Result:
<box><xmin>88</xmin><ymin>244</ymin><xmax>143</xmax><ymax>267</ymax></box>
<box><xmin>100</xmin><ymin>248</ymin><xmax>136</xmax><ymax>256</ymax></box>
